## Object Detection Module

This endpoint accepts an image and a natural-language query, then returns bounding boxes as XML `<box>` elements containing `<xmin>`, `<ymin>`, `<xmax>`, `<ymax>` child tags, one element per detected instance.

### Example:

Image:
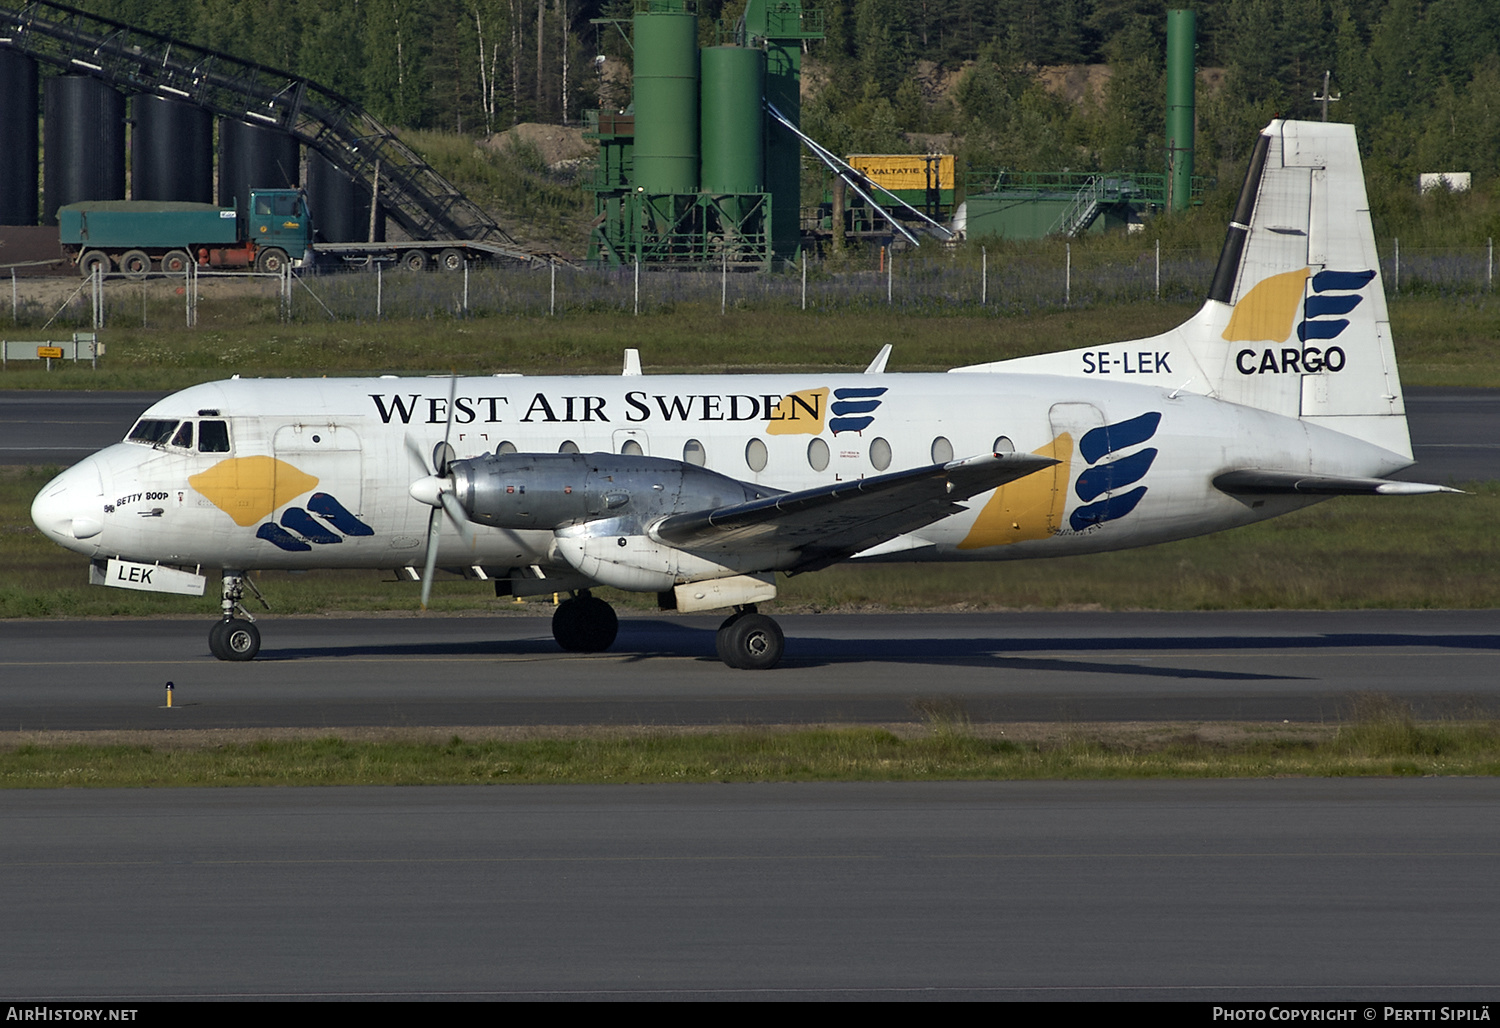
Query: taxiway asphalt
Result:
<box><xmin>3</xmin><ymin>609</ymin><xmax>1496</xmax><ymax>730</ymax></box>
<box><xmin>4</xmin><ymin>779</ymin><xmax>1497</xmax><ymax>1000</ymax></box>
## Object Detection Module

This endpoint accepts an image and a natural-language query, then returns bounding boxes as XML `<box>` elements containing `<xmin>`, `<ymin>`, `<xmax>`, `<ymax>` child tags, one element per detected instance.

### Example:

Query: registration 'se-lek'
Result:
<box><xmin>32</xmin><ymin>120</ymin><xmax>1455</xmax><ymax>668</ymax></box>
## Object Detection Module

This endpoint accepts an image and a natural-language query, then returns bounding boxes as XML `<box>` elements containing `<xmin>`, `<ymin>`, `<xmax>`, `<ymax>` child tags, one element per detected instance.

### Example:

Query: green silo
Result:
<box><xmin>700</xmin><ymin>46</ymin><xmax>765</xmax><ymax>195</ymax></box>
<box><xmin>1166</xmin><ymin>9</ymin><xmax>1196</xmax><ymax>212</ymax></box>
<box><xmin>632</xmin><ymin>7</ymin><xmax>699</xmax><ymax>195</ymax></box>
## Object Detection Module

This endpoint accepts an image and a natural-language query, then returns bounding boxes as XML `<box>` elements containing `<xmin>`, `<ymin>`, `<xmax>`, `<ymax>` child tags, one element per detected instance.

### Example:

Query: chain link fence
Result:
<box><xmin>10</xmin><ymin>240</ymin><xmax>1495</xmax><ymax>331</ymax></box>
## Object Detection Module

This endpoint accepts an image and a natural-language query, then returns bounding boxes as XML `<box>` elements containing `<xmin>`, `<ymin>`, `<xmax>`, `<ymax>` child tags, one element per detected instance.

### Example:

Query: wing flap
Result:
<box><xmin>654</xmin><ymin>452</ymin><xmax>1057</xmax><ymax>571</ymax></box>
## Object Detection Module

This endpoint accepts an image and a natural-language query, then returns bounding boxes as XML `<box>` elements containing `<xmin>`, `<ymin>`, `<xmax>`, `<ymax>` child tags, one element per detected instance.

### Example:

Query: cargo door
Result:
<box><xmin>268</xmin><ymin>424</ymin><xmax>367</xmax><ymax>547</ymax></box>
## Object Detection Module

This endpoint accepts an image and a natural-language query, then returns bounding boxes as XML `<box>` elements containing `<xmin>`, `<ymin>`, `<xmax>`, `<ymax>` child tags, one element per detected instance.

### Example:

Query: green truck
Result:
<box><xmin>59</xmin><ymin>190</ymin><xmax>311</xmax><ymax>277</ymax></box>
<box><xmin>58</xmin><ymin>189</ymin><xmax>519</xmax><ymax>277</ymax></box>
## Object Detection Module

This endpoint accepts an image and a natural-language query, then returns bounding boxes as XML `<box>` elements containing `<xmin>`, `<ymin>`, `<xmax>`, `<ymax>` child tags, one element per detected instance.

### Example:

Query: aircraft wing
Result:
<box><xmin>1213</xmin><ymin>471</ymin><xmax>1462</xmax><ymax>496</ymax></box>
<box><xmin>653</xmin><ymin>452</ymin><xmax>1057</xmax><ymax>572</ymax></box>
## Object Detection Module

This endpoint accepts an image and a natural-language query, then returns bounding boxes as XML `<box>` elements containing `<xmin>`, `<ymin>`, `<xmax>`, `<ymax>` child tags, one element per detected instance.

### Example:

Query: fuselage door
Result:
<box><xmin>272</xmin><ymin>423</ymin><xmax>364</xmax><ymax>514</ymax></box>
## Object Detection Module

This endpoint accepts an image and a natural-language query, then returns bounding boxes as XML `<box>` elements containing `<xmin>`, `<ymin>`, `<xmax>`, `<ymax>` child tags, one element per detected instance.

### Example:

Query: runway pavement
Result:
<box><xmin>3</xmin><ymin>609</ymin><xmax>1497</xmax><ymax>730</ymax></box>
<box><xmin>3</xmin><ymin>386</ymin><xmax>1498</xmax><ymax>480</ymax></box>
<box><xmin>4</xmin><ymin>779</ymin><xmax>1498</xmax><ymax>1000</ymax></box>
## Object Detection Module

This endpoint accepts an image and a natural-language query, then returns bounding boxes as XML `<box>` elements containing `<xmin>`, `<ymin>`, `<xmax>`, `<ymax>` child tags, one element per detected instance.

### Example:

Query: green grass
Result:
<box><xmin>3</xmin><ymin>702</ymin><xmax>1497</xmax><ymax>787</ymax></box>
<box><xmin>4</xmin><ymin>294</ymin><xmax>1498</xmax><ymax>388</ymax></box>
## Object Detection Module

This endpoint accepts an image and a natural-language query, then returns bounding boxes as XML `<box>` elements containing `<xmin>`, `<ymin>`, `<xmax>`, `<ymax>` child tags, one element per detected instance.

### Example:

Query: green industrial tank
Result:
<box><xmin>699</xmin><ymin>46</ymin><xmax>764</xmax><ymax>194</ymax></box>
<box><xmin>632</xmin><ymin>9</ymin><xmax>699</xmax><ymax>194</ymax></box>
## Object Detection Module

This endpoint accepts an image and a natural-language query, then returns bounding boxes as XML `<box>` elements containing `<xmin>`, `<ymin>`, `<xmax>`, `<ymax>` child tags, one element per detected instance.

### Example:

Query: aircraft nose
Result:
<box><xmin>31</xmin><ymin>457</ymin><xmax>106</xmax><ymax>553</ymax></box>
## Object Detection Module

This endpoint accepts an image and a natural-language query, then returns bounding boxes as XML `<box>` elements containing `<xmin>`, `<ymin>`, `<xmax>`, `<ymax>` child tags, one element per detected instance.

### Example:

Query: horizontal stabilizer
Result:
<box><xmin>1214</xmin><ymin>470</ymin><xmax>1462</xmax><ymax>496</ymax></box>
<box><xmin>655</xmin><ymin>452</ymin><xmax>1057</xmax><ymax>572</ymax></box>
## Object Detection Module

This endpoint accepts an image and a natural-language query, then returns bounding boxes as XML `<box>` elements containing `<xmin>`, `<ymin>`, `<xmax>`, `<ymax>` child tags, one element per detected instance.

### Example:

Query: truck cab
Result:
<box><xmin>246</xmin><ymin>190</ymin><xmax>313</xmax><ymax>261</ymax></box>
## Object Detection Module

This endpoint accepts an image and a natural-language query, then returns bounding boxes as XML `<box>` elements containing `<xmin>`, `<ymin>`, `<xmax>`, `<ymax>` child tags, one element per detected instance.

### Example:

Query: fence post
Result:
<box><xmin>721</xmin><ymin>251</ymin><xmax>727</xmax><ymax>315</ymax></box>
<box><xmin>981</xmin><ymin>246</ymin><xmax>987</xmax><ymax>306</ymax></box>
<box><xmin>92</xmin><ymin>264</ymin><xmax>102</xmax><ymax>329</ymax></box>
<box><xmin>634</xmin><ymin>258</ymin><xmax>640</xmax><ymax>316</ymax></box>
<box><xmin>1155</xmin><ymin>239</ymin><xmax>1161</xmax><ymax>300</ymax></box>
<box><xmin>801</xmin><ymin>254</ymin><xmax>807</xmax><ymax>311</ymax></box>
<box><xmin>886</xmin><ymin>248</ymin><xmax>893</xmax><ymax>306</ymax></box>
<box><xmin>10</xmin><ymin>269</ymin><xmax>15</xmax><ymax>324</ymax></box>
<box><xmin>550</xmin><ymin>260</ymin><xmax>557</xmax><ymax>315</ymax></box>
<box><xmin>462</xmin><ymin>260</ymin><xmax>469</xmax><ymax>315</ymax></box>
<box><xmin>1065</xmin><ymin>242</ymin><xmax>1071</xmax><ymax>307</ymax></box>
<box><xmin>1394</xmin><ymin>237</ymin><xmax>1400</xmax><ymax>292</ymax></box>
<box><xmin>1489</xmin><ymin>238</ymin><xmax>1493</xmax><ymax>292</ymax></box>
<box><xmin>376</xmin><ymin>262</ymin><xmax>383</xmax><ymax>321</ymax></box>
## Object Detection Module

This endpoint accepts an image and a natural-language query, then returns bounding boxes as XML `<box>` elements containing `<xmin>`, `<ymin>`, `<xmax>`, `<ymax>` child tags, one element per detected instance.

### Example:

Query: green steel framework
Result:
<box><xmin>585</xmin><ymin>0</ymin><xmax>820</xmax><ymax>268</ymax></box>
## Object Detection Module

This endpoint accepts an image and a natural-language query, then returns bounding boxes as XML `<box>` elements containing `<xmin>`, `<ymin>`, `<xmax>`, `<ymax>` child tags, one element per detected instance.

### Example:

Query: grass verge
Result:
<box><xmin>2</xmin><ymin>294</ymin><xmax>1498</xmax><ymax>388</ymax></box>
<box><xmin>3</xmin><ymin>699</ymin><xmax>1496</xmax><ymax>786</ymax></box>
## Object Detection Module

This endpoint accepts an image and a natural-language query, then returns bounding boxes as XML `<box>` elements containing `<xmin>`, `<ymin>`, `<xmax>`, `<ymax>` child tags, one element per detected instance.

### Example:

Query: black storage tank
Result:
<box><xmin>306</xmin><ymin>150</ymin><xmax>383</xmax><ymax>243</ymax></box>
<box><xmin>0</xmin><ymin>50</ymin><xmax>39</xmax><ymax>225</ymax></box>
<box><xmin>43</xmin><ymin>75</ymin><xmax>126</xmax><ymax>225</ymax></box>
<box><xmin>218</xmin><ymin>118</ymin><xmax>299</xmax><ymax>215</ymax></box>
<box><xmin>132</xmin><ymin>94</ymin><xmax>213</xmax><ymax>202</ymax></box>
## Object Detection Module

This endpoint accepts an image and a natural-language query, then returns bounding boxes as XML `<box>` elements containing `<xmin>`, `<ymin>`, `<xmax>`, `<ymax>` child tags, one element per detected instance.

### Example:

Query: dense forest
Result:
<box><xmin>61</xmin><ymin>1</ymin><xmax>1500</xmax><ymax>222</ymax></box>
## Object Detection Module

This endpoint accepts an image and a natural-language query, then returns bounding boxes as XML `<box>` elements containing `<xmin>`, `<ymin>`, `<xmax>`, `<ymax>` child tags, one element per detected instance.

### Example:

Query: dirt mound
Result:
<box><xmin>484</xmin><ymin>123</ymin><xmax>594</xmax><ymax>170</ymax></box>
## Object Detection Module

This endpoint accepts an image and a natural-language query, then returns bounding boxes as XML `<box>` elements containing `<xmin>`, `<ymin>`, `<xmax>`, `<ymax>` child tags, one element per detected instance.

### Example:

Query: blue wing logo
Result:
<box><xmin>1069</xmin><ymin>412</ymin><xmax>1161</xmax><ymax>531</ymax></box>
<box><xmin>256</xmin><ymin>492</ymin><xmax>374</xmax><ymax>552</ymax></box>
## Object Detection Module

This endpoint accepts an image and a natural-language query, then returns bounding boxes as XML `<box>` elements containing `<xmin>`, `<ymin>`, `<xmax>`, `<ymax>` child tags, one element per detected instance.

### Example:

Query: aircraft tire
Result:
<box><xmin>552</xmin><ymin>596</ymin><xmax>618</xmax><ymax>653</ymax></box>
<box><xmin>719</xmin><ymin>613</ymin><xmax>783</xmax><ymax>670</ymax></box>
<box><xmin>715</xmin><ymin>611</ymin><xmax>748</xmax><ymax>665</ymax></box>
<box><xmin>213</xmin><ymin>619</ymin><xmax>261</xmax><ymax>662</ymax></box>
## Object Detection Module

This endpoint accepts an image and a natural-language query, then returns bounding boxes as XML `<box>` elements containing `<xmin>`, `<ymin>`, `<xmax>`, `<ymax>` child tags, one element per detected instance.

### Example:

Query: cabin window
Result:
<box><xmin>683</xmin><ymin>439</ymin><xmax>706</xmax><ymax>466</ymax></box>
<box><xmin>993</xmin><ymin>436</ymin><xmax>1015</xmax><ymax>455</ymax></box>
<box><xmin>559</xmin><ymin>440</ymin><xmax>580</xmax><ymax>454</ymax></box>
<box><xmin>931</xmin><ymin>436</ymin><xmax>953</xmax><ymax>464</ymax></box>
<box><xmin>171</xmin><ymin>422</ymin><xmax>195</xmax><ymax>449</ymax></box>
<box><xmin>620</xmin><ymin>439</ymin><xmax>643</xmax><ymax>457</ymax></box>
<box><xmin>127</xmin><ymin>419</ymin><xmax>178</xmax><ymax>445</ymax></box>
<box><xmin>870</xmin><ymin>437</ymin><xmax>892</xmax><ymax>471</ymax></box>
<box><xmin>807</xmin><ymin>437</ymin><xmax>829</xmax><ymax>471</ymax></box>
<box><xmin>745</xmin><ymin>438</ymin><xmax>768</xmax><ymax>473</ymax></box>
<box><xmin>497</xmin><ymin>440</ymin><xmax>517</xmax><ymax>455</ymax></box>
<box><xmin>199</xmin><ymin>420</ymin><xmax>231</xmax><ymax>453</ymax></box>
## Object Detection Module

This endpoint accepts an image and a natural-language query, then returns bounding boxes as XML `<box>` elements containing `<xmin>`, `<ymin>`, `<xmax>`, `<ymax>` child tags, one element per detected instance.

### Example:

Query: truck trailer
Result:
<box><xmin>58</xmin><ymin>190</ymin><xmax>533</xmax><ymax>277</ymax></box>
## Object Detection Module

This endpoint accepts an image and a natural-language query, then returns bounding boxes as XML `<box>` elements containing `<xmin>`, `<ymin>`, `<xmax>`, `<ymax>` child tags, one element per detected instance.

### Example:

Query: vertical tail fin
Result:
<box><xmin>953</xmin><ymin>119</ymin><xmax>1411</xmax><ymax>461</ymax></box>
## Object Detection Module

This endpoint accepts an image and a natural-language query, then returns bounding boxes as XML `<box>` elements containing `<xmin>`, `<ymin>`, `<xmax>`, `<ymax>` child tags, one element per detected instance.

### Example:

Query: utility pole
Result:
<box><xmin>1314</xmin><ymin>71</ymin><xmax>1341</xmax><ymax>122</ymax></box>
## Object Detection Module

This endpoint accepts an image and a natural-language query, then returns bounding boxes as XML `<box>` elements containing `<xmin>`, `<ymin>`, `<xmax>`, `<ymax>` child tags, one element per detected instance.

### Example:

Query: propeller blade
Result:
<box><xmin>438</xmin><ymin>488</ymin><xmax>474</xmax><ymax>547</ymax></box>
<box><xmin>419</xmin><ymin>505</ymin><xmax>442</xmax><ymax>609</ymax></box>
<box><xmin>404</xmin><ymin>432</ymin><xmax>432</xmax><ymax>476</ymax></box>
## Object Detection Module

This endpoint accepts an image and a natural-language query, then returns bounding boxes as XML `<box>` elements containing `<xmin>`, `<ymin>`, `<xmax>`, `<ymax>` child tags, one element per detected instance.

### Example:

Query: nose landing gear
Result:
<box><xmin>209</xmin><ymin>570</ymin><xmax>262</xmax><ymax>661</ymax></box>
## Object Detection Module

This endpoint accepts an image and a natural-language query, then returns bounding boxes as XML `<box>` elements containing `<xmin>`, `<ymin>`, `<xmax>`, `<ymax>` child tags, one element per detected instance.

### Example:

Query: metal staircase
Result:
<box><xmin>0</xmin><ymin>0</ymin><xmax>535</xmax><ymax>258</ymax></box>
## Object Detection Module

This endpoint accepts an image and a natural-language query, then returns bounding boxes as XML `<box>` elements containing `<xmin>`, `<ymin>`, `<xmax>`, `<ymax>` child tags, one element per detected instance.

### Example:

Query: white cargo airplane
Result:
<box><xmin>32</xmin><ymin>120</ymin><xmax>1455</xmax><ymax>668</ymax></box>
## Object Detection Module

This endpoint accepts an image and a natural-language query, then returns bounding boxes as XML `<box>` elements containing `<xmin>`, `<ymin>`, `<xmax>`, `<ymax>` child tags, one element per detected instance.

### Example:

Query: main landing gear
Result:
<box><xmin>552</xmin><ymin>590</ymin><xmax>619</xmax><ymax>653</ymax></box>
<box><xmin>209</xmin><ymin>570</ymin><xmax>261</xmax><ymax>661</ymax></box>
<box><xmin>715</xmin><ymin>606</ymin><xmax>784</xmax><ymax>670</ymax></box>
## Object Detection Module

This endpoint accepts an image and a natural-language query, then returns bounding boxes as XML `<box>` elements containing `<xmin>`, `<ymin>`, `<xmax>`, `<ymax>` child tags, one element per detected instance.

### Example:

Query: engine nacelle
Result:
<box><xmin>552</xmin><ymin>517</ymin><xmax>743</xmax><ymax>592</ymax></box>
<box><xmin>449</xmin><ymin>452</ymin><xmax>772</xmax><ymax>532</ymax></box>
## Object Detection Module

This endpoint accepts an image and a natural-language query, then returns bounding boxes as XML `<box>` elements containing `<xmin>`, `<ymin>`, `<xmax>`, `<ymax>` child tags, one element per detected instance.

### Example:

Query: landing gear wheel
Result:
<box><xmin>120</xmin><ymin>250</ymin><xmax>151</xmax><ymax>279</ymax></box>
<box><xmin>437</xmin><ymin>247</ymin><xmax>465</xmax><ymax>272</ymax></box>
<box><xmin>255</xmin><ymin>247</ymin><xmax>289</xmax><ymax>274</ymax></box>
<box><xmin>715</xmin><ymin>610</ymin><xmax>748</xmax><ymax>666</ymax></box>
<box><xmin>718</xmin><ymin>613</ymin><xmax>783</xmax><ymax>670</ymax></box>
<box><xmin>209</xmin><ymin>618</ymin><xmax>260</xmax><ymax>661</ymax></box>
<box><xmin>552</xmin><ymin>594</ymin><xmax>619</xmax><ymax>652</ymax></box>
<box><xmin>402</xmin><ymin>249</ymin><xmax>429</xmax><ymax>272</ymax></box>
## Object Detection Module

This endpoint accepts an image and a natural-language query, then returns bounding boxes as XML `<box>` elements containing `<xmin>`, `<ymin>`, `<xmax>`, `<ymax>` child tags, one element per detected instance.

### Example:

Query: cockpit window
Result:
<box><xmin>199</xmin><ymin>420</ymin><xmax>230</xmax><ymax>453</ymax></box>
<box><xmin>171</xmin><ymin>422</ymin><xmax>194</xmax><ymax>449</ymax></box>
<box><xmin>128</xmin><ymin>419</ymin><xmax>178</xmax><ymax>445</ymax></box>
